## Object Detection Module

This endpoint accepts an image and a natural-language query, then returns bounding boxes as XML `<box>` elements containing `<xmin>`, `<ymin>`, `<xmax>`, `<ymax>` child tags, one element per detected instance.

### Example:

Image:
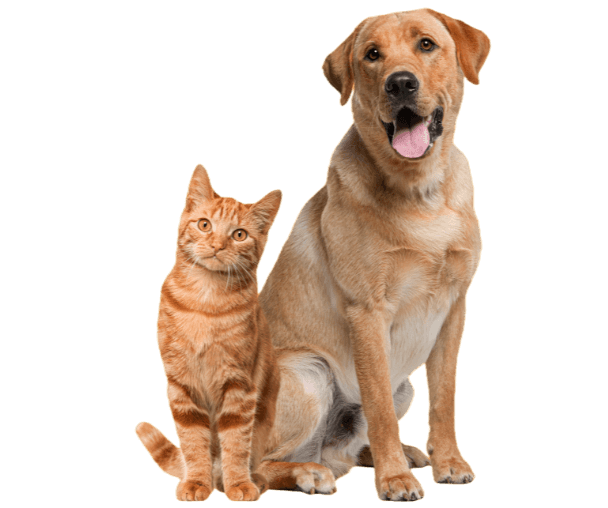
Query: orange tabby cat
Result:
<box><xmin>138</xmin><ymin>165</ymin><xmax>282</xmax><ymax>501</ymax></box>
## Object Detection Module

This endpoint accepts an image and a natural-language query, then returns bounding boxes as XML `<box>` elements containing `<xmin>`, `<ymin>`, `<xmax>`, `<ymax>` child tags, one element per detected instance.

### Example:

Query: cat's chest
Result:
<box><xmin>165</xmin><ymin>308</ymin><xmax>255</xmax><ymax>382</ymax></box>
<box><xmin>163</xmin><ymin>286</ymin><xmax>254</xmax><ymax>345</ymax></box>
<box><xmin>166</xmin><ymin>331</ymin><xmax>246</xmax><ymax>404</ymax></box>
<box><xmin>177</xmin><ymin>313</ymin><xmax>249</xmax><ymax>362</ymax></box>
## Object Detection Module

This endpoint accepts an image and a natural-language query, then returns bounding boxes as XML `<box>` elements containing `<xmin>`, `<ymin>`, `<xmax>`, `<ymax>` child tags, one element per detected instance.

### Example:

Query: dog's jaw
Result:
<box><xmin>381</xmin><ymin>106</ymin><xmax>444</xmax><ymax>160</ymax></box>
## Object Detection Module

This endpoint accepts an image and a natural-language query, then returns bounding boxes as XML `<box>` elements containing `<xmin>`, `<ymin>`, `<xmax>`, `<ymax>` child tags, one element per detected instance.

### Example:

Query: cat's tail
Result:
<box><xmin>136</xmin><ymin>422</ymin><xmax>184</xmax><ymax>478</ymax></box>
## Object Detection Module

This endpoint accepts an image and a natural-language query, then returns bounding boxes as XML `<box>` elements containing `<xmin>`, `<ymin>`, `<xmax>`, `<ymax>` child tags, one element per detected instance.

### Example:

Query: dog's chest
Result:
<box><xmin>383</xmin><ymin>210</ymin><xmax>466</xmax><ymax>385</ymax></box>
<box><xmin>385</xmin><ymin>207</ymin><xmax>467</xmax><ymax>300</ymax></box>
<box><xmin>387</xmin><ymin>294</ymin><xmax>451</xmax><ymax>388</ymax></box>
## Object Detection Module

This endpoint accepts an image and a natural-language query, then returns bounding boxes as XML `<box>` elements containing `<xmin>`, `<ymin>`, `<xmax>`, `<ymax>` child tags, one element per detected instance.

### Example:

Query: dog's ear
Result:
<box><xmin>426</xmin><ymin>9</ymin><xmax>490</xmax><ymax>85</ymax></box>
<box><xmin>323</xmin><ymin>21</ymin><xmax>366</xmax><ymax>105</ymax></box>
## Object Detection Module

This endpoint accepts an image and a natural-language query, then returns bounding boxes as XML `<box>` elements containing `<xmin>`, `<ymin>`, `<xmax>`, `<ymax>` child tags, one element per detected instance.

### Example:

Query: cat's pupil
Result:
<box><xmin>232</xmin><ymin>229</ymin><xmax>247</xmax><ymax>242</ymax></box>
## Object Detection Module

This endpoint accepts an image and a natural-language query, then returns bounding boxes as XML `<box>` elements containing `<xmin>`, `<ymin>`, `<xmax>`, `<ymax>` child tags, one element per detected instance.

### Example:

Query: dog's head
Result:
<box><xmin>323</xmin><ymin>9</ymin><xmax>489</xmax><ymax>164</ymax></box>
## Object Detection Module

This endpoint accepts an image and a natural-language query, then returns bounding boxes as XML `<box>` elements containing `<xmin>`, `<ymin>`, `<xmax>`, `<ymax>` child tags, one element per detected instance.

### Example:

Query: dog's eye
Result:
<box><xmin>198</xmin><ymin>219</ymin><xmax>211</xmax><ymax>232</ymax></box>
<box><xmin>365</xmin><ymin>49</ymin><xmax>380</xmax><ymax>60</ymax></box>
<box><xmin>232</xmin><ymin>229</ymin><xmax>248</xmax><ymax>242</ymax></box>
<box><xmin>419</xmin><ymin>39</ymin><xmax>436</xmax><ymax>52</ymax></box>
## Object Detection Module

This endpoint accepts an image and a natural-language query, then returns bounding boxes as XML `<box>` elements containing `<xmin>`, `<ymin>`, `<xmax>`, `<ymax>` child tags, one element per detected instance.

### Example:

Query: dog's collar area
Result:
<box><xmin>382</xmin><ymin>106</ymin><xmax>444</xmax><ymax>159</ymax></box>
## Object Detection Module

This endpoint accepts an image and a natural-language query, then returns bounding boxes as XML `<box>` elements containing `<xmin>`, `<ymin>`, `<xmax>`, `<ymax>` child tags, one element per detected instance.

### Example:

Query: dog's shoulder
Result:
<box><xmin>444</xmin><ymin>145</ymin><xmax>476</xmax><ymax>213</ymax></box>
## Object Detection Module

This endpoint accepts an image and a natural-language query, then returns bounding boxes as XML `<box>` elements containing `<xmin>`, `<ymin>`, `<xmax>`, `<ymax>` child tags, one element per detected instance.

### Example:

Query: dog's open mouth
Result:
<box><xmin>382</xmin><ymin>106</ymin><xmax>444</xmax><ymax>159</ymax></box>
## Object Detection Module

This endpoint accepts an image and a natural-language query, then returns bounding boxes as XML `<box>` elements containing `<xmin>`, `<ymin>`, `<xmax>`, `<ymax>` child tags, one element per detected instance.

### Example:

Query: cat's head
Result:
<box><xmin>177</xmin><ymin>165</ymin><xmax>282</xmax><ymax>276</ymax></box>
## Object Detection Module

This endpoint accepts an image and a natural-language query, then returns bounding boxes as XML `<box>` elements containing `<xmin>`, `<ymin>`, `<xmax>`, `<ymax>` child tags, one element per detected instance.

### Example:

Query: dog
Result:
<box><xmin>139</xmin><ymin>8</ymin><xmax>489</xmax><ymax>501</ymax></box>
<box><xmin>258</xmin><ymin>8</ymin><xmax>490</xmax><ymax>501</ymax></box>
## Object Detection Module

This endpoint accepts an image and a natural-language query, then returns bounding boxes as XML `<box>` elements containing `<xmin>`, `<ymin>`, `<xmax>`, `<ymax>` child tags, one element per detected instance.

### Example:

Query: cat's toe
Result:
<box><xmin>226</xmin><ymin>481</ymin><xmax>261</xmax><ymax>501</ymax></box>
<box><xmin>176</xmin><ymin>479</ymin><xmax>213</xmax><ymax>501</ymax></box>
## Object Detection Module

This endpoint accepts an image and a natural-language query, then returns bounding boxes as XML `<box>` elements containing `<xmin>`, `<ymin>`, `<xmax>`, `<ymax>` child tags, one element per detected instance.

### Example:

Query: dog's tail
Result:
<box><xmin>136</xmin><ymin>422</ymin><xmax>184</xmax><ymax>478</ymax></box>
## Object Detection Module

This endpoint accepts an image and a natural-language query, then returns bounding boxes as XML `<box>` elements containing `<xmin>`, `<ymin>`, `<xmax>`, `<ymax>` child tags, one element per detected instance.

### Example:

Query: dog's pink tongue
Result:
<box><xmin>392</xmin><ymin>123</ymin><xmax>430</xmax><ymax>158</ymax></box>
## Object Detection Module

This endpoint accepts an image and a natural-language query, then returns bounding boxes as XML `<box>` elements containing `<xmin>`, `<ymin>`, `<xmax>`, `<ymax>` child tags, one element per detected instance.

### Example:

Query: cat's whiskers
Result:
<box><xmin>225</xmin><ymin>265</ymin><xmax>232</xmax><ymax>293</ymax></box>
<box><xmin>186</xmin><ymin>259</ymin><xmax>198</xmax><ymax>281</ymax></box>
<box><xmin>234</xmin><ymin>258</ymin><xmax>255</xmax><ymax>286</ymax></box>
<box><xmin>196</xmin><ymin>277</ymin><xmax>207</xmax><ymax>301</ymax></box>
<box><xmin>230</xmin><ymin>259</ymin><xmax>242</xmax><ymax>281</ymax></box>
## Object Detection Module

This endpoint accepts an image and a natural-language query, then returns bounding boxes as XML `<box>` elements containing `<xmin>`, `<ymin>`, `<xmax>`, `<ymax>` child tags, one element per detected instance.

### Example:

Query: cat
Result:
<box><xmin>137</xmin><ymin>165</ymin><xmax>282</xmax><ymax>501</ymax></box>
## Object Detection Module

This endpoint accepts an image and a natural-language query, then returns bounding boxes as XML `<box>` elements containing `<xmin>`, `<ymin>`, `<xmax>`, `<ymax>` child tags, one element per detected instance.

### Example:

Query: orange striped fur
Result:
<box><xmin>138</xmin><ymin>165</ymin><xmax>281</xmax><ymax>501</ymax></box>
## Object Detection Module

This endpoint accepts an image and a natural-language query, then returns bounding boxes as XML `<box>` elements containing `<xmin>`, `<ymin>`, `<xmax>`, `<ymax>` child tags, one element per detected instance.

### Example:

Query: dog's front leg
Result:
<box><xmin>348</xmin><ymin>305</ymin><xmax>424</xmax><ymax>501</ymax></box>
<box><xmin>425</xmin><ymin>295</ymin><xmax>475</xmax><ymax>484</ymax></box>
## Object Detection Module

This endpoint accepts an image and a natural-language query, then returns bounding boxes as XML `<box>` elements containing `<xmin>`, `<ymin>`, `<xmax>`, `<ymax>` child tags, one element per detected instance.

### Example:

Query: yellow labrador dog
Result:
<box><xmin>138</xmin><ymin>8</ymin><xmax>489</xmax><ymax>502</ymax></box>
<box><xmin>259</xmin><ymin>8</ymin><xmax>490</xmax><ymax>501</ymax></box>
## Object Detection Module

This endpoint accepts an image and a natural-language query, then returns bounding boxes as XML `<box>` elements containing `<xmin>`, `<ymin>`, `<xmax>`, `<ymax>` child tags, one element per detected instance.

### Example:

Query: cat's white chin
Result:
<box><xmin>201</xmin><ymin>256</ymin><xmax>227</xmax><ymax>271</ymax></box>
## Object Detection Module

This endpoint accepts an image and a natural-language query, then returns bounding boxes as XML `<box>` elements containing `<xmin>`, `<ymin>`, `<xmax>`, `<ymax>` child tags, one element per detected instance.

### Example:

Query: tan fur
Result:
<box><xmin>138</xmin><ymin>9</ymin><xmax>489</xmax><ymax>500</ymax></box>
<box><xmin>258</xmin><ymin>9</ymin><xmax>490</xmax><ymax>501</ymax></box>
<box><xmin>137</xmin><ymin>165</ymin><xmax>338</xmax><ymax>499</ymax></box>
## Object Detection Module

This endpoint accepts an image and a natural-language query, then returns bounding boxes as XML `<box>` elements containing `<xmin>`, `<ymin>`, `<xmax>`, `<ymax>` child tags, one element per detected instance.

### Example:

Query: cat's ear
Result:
<box><xmin>249</xmin><ymin>190</ymin><xmax>282</xmax><ymax>234</ymax></box>
<box><xmin>186</xmin><ymin>164</ymin><xmax>215</xmax><ymax>211</ymax></box>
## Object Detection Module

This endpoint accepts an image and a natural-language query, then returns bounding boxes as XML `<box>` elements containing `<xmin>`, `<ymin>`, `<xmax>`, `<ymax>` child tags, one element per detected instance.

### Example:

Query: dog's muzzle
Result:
<box><xmin>381</xmin><ymin>71</ymin><xmax>444</xmax><ymax>159</ymax></box>
<box><xmin>382</xmin><ymin>106</ymin><xmax>444</xmax><ymax>159</ymax></box>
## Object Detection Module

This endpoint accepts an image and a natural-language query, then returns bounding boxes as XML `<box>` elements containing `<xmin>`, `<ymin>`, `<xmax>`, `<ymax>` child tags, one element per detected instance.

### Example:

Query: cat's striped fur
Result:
<box><xmin>135</xmin><ymin>164</ymin><xmax>335</xmax><ymax>501</ymax></box>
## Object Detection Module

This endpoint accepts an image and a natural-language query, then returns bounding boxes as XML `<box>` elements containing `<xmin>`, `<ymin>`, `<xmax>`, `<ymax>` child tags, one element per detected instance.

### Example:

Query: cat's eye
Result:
<box><xmin>232</xmin><ymin>229</ymin><xmax>247</xmax><ymax>242</ymax></box>
<box><xmin>198</xmin><ymin>219</ymin><xmax>211</xmax><ymax>232</ymax></box>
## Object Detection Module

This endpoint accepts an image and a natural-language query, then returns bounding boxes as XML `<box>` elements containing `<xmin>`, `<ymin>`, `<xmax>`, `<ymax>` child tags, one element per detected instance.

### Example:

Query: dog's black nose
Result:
<box><xmin>385</xmin><ymin>72</ymin><xmax>419</xmax><ymax>99</ymax></box>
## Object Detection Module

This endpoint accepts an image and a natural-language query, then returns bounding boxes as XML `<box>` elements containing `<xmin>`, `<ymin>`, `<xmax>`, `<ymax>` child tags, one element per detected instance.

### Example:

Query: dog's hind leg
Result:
<box><xmin>257</xmin><ymin>350</ymin><xmax>337</xmax><ymax>494</ymax></box>
<box><xmin>256</xmin><ymin>460</ymin><xmax>337</xmax><ymax>494</ymax></box>
<box><xmin>358</xmin><ymin>444</ymin><xmax>430</xmax><ymax>469</ymax></box>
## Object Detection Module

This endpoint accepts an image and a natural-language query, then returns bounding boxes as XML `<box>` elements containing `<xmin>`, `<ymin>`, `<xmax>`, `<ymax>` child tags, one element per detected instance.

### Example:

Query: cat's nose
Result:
<box><xmin>212</xmin><ymin>240</ymin><xmax>227</xmax><ymax>252</ymax></box>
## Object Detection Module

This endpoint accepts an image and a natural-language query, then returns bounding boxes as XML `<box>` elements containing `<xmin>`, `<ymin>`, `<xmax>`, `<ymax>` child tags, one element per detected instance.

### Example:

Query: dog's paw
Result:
<box><xmin>358</xmin><ymin>444</ymin><xmax>430</xmax><ymax>469</ymax></box>
<box><xmin>250</xmin><ymin>472</ymin><xmax>268</xmax><ymax>495</ymax></box>
<box><xmin>402</xmin><ymin>444</ymin><xmax>431</xmax><ymax>469</ymax></box>
<box><xmin>378</xmin><ymin>471</ymin><xmax>424</xmax><ymax>501</ymax></box>
<box><xmin>225</xmin><ymin>481</ymin><xmax>261</xmax><ymax>501</ymax></box>
<box><xmin>432</xmin><ymin>455</ymin><xmax>474</xmax><ymax>484</ymax></box>
<box><xmin>293</xmin><ymin>463</ymin><xmax>337</xmax><ymax>495</ymax></box>
<box><xmin>176</xmin><ymin>479</ymin><xmax>213</xmax><ymax>501</ymax></box>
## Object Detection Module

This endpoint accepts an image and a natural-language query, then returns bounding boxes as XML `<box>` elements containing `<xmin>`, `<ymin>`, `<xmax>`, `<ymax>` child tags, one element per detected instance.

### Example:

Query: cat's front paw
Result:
<box><xmin>225</xmin><ymin>481</ymin><xmax>261</xmax><ymax>501</ymax></box>
<box><xmin>176</xmin><ymin>479</ymin><xmax>213</xmax><ymax>501</ymax></box>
